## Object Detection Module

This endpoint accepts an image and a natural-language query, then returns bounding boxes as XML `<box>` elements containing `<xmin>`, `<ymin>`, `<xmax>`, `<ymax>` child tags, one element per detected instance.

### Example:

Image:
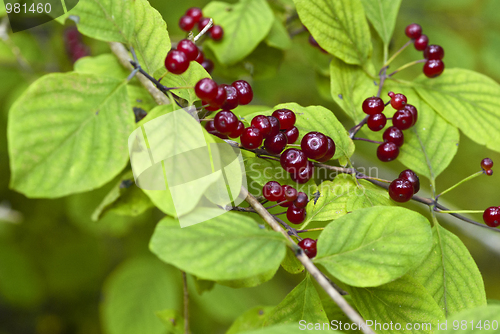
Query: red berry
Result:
<box><xmin>287</xmin><ymin>204</ymin><xmax>306</xmax><ymax>224</ymax></box>
<box><xmin>263</xmin><ymin>181</ymin><xmax>282</xmax><ymax>202</ymax></box>
<box><xmin>362</xmin><ymin>97</ymin><xmax>385</xmax><ymax>115</ymax></box>
<box><xmin>195</xmin><ymin>50</ymin><xmax>204</xmax><ymax>64</ymax></box>
<box><xmin>414</xmin><ymin>34</ymin><xmax>429</xmax><ymax>51</ymax></box>
<box><xmin>280</xmin><ymin>148</ymin><xmax>307</xmax><ymax>174</ymax></box>
<box><xmin>202</xmin><ymin>101</ymin><xmax>219</xmax><ymax>112</ymax></box>
<box><xmin>301</xmin><ymin>132</ymin><xmax>328</xmax><ymax>160</ymax></box>
<box><xmin>290</xmin><ymin>160</ymin><xmax>314</xmax><ymax>184</ymax></box>
<box><xmin>298</xmin><ymin>238</ymin><xmax>317</xmax><ymax>258</ymax></box>
<box><xmin>214</xmin><ymin>110</ymin><xmax>238</xmax><ymax>135</ymax></box>
<box><xmin>481</xmin><ymin>158</ymin><xmax>494</xmax><ymax>170</ymax></box>
<box><xmin>383</xmin><ymin>126</ymin><xmax>404</xmax><ymax>147</ymax></box>
<box><xmin>176</xmin><ymin>39</ymin><xmax>199</xmax><ymax>61</ymax></box>
<box><xmin>392</xmin><ymin>109</ymin><xmax>414</xmax><ymax>130</ymax></box>
<box><xmin>486</xmin><ymin>169</ymin><xmax>494</xmax><ymax>176</ymax></box>
<box><xmin>64</xmin><ymin>27</ymin><xmax>81</xmax><ymax>48</ymax></box>
<box><xmin>195</xmin><ymin>78</ymin><xmax>218</xmax><ymax>102</ymax></box>
<box><xmin>267</xmin><ymin>116</ymin><xmax>280</xmax><ymax>137</ymax></box>
<box><xmin>220</xmin><ymin>84</ymin><xmax>239</xmax><ymax>110</ymax></box>
<box><xmin>423</xmin><ymin>59</ymin><xmax>445</xmax><ymax>78</ymax></box>
<box><xmin>424</xmin><ymin>45</ymin><xmax>444</xmax><ymax>60</ymax></box>
<box><xmin>405</xmin><ymin>23</ymin><xmax>422</xmax><ymax>39</ymax></box>
<box><xmin>367</xmin><ymin>113</ymin><xmax>387</xmax><ymax>132</ymax></box>
<box><xmin>240</xmin><ymin>127</ymin><xmax>263</xmax><ymax>149</ymax></box>
<box><xmin>389</xmin><ymin>178</ymin><xmax>414</xmax><ymax>203</ymax></box>
<box><xmin>228</xmin><ymin>121</ymin><xmax>245</xmax><ymax>139</ymax></box>
<box><xmin>165</xmin><ymin>50</ymin><xmax>190</xmax><ymax>75</ymax></box>
<box><xmin>205</xmin><ymin>120</ymin><xmax>228</xmax><ymax>139</ymax></box>
<box><xmin>185</xmin><ymin>7</ymin><xmax>202</xmax><ymax>22</ymax></box>
<box><xmin>207</xmin><ymin>85</ymin><xmax>227</xmax><ymax>110</ymax></box>
<box><xmin>198</xmin><ymin>17</ymin><xmax>211</xmax><ymax>31</ymax></box>
<box><xmin>284</xmin><ymin>186</ymin><xmax>298</xmax><ymax>202</ymax></box>
<box><xmin>399</xmin><ymin>169</ymin><xmax>420</xmax><ymax>194</ymax></box>
<box><xmin>283</xmin><ymin>126</ymin><xmax>299</xmax><ymax>144</ymax></box>
<box><xmin>231</xmin><ymin>80</ymin><xmax>253</xmax><ymax>105</ymax></box>
<box><xmin>377</xmin><ymin>142</ymin><xmax>399</xmax><ymax>162</ymax></box>
<box><xmin>264</xmin><ymin>132</ymin><xmax>287</xmax><ymax>154</ymax></box>
<box><xmin>388</xmin><ymin>91</ymin><xmax>395</xmax><ymax>99</ymax></box>
<box><xmin>404</xmin><ymin>104</ymin><xmax>418</xmax><ymax>126</ymax></box>
<box><xmin>272</xmin><ymin>109</ymin><xmax>296</xmax><ymax>130</ymax></box>
<box><xmin>389</xmin><ymin>92</ymin><xmax>407</xmax><ymax>110</ymax></box>
<box><xmin>483</xmin><ymin>207</ymin><xmax>500</xmax><ymax>228</ymax></box>
<box><xmin>277</xmin><ymin>186</ymin><xmax>294</xmax><ymax>207</ymax></box>
<box><xmin>179</xmin><ymin>15</ymin><xmax>195</xmax><ymax>31</ymax></box>
<box><xmin>251</xmin><ymin>115</ymin><xmax>272</xmax><ymax>137</ymax></box>
<box><xmin>210</xmin><ymin>25</ymin><xmax>224</xmax><ymax>41</ymax></box>
<box><xmin>315</xmin><ymin>137</ymin><xmax>335</xmax><ymax>162</ymax></box>
<box><xmin>201</xmin><ymin>59</ymin><xmax>214</xmax><ymax>74</ymax></box>
<box><xmin>294</xmin><ymin>192</ymin><xmax>309</xmax><ymax>208</ymax></box>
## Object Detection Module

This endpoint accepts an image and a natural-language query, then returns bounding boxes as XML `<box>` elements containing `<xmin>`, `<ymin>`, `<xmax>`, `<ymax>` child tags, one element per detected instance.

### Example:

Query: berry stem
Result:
<box><xmin>384</xmin><ymin>39</ymin><xmax>413</xmax><ymax>67</ymax></box>
<box><xmin>265</xmin><ymin>200</ymin><xmax>290</xmax><ymax>210</ymax></box>
<box><xmin>436</xmin><ymin>210</ymin><xmax>484</xmax><ymax>214</ymax></box>
<box><xmin>356</xmin><ymin>175</ymin><xmax>391</xmax><ymax>183</ymax></box>
<box><xmin>272</xmin><ymin>215</ymin><xmax>301</xmax><ymax>241</ymax></box>
<box><xmin>286</xmin><ymin>144</ymin><xmax>301</xmax><ymax>147</ymax></box>
<box><xmin>436</xmin><ymin>171</ymin><xmax>483</xmax><ymax>199</ymax></box>
<box><xmin>275</xmin><ymin>211</ymin><xmax>287</xmax><ymax>216</ymax></box>
<box><xmin>193</xmin><ymin>18</ymin><xmax>213</xmax><ymax>42</ymax></box>
<box><xmin>166</xmin><ymin>86</ymin><xmax>194</xmax><ymax>90</ymax></box>
<box><xmin>296</xmin><ymin>227</ymin><xmax>325</xmax><ymax>233</ymax></box>
<box><xmin>256</xmin><ymin>155</ymin><xmax>281</xmax><ymax>163</ymax></box>
<box><xmin>181</xmin><ymin>271</ymin><xmax>190</xmax><ymax>334</ymax></box>
<box><xmin>348</xmin><ymin>115</ymin><xmax>369</xmax><ymax>139</ymax></box>
<box><xmin>388</xmin><ymin>59</ymin><xmax>427</xmax><ymax>77</ymax></box>
<box><xmin>352</xmin><ymin>137</ymin><xmax>384</xmax><ymax>145</ymax></box>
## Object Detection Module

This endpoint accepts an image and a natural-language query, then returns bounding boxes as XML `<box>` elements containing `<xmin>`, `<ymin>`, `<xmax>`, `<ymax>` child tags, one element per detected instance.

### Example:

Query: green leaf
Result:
<box><xmin>218</xmin><ymin>268</ymin><xmax>279</xmax><ymax>288</ymax></box>
<box><xmin>281</xmin><ymin>247</ymin><xmax>305</xmax><ymax>275</ymax></box>
<box><xmin>8</xmin><ymin>73</ymin><xmax>134</xmax><ymax>198</ymax></box>
<box><xmin>411</xmin><ymin>224</ymin><xmax>486</xmax><ymax>317</ymax></box>
<box><xmin>101</xmin><ymin>257</ymin><xmax>181</xmax><ymax>334</ymax></box>
<box><xmin>265</xmin><ymin>17</ymin><xmax>292</xmax><ymax>50</ymax></box>
<box><xmin>150</xmin><ymin>212</ymin><xmax>287</xmax><ymax>281</ymax></box>
<box><xmin>240</xmin><ymin>324</ymin><xmax>339</xmax><ymax>333</ymax></box>
<box><xmin>264</xmin><ymin>274</ymin><xmax>329</xmax><ymax>326</ymax></box>
<box><xmin>315</xmin><ymin>207</ymin><xmax>433</xmax><ymax>287</ymax></box>
<box><xmin>413</xmin><ymin>68</ymin><xmax>500</xmax><ymax>153</ymax></box>
<box><xmin>203</xmin><ymin>0</ymin><xmax>274</xmax><ymax>65</ymax></box>
<box><xmin>226</xmin><ymin>306</ymin><xmax>274</xmax><ymax>334</ymax></box>
<box><xmin>155</xmin><ymin>309</ymin><xmax>184</xmax><ymax>334</ymax></box>
<box><xmin>350</xmin><ymin>275</ymin><xmax>445</xmax><ymax>334</ymax></box>
<box><xmin>359</xmin><ymin>0</ymin><xmax>402</xmax><ymax>45</ymax></box>
<box><xmin>294</xmin><ymin>0</ymin><xmax>372</xmax><ymax>65</ymax></box>
<box><xmin>322</xmin><ymin>295</ymin><xmax>360</xmax><ymax>327</ymax></box>
<box><xmin>488</xmin><ymin>299</ymin><xmax>500</xmax><ymax>306</ymax></box>
<box><xmin>192</xmin><ymin>276</ymin><xmax>215</xmax><ymax>295</ymax></box>
<box><xmin>440</xmin><ymin>305</ymin><xmax>500</xmax><ymax>333</ymax></box>
<box><xmin>0</xmin><ymin>0</ymin><xmax>5</xmax><ymax>17</ymax></box>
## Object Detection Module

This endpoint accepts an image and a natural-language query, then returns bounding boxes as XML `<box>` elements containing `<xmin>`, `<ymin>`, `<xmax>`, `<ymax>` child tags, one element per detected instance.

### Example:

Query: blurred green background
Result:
<box><xmin>1</xmin><ymin>0</ymin><xmax>499</xmax><ymax>333</ymax></box>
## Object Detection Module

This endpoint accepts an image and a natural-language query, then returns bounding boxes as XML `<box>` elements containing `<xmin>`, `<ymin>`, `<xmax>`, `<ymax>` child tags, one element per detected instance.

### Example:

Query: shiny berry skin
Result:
<box><xmin>220</xmin><ymin>84</ymin><xmax>239</xmax><ymax>110</ymax></box>
<box><xmin>423</xmin><ymin>59</ymin><xmax>445</xmax><ymax>78</ymax></box>
<box><xmin>176</xmin><ymin>39</ymin><xmax>199</xmax><ymax>61</ymax></box>
<box><xmin>195</xmin><ymin>78</ymin><xmax>218</xmax><ymax>102</ymax></box>
<box><xmin>393</xmin><ymin>109</ymin><xmax>414</xmax><ymax>130</ymax></box>
<box><xmin>263</xmin><ymin>181</ymin><xmax>282</xmax><ymax>202</ymax></box>
<box><xmin>389</xmin><ymin>92</ymin><xmax>407</xmax><ymax>110</ymax></box>
<box><xmin>424</xmin><ymin>45</ymin><xmax>444</xmax><ymax>60</ymax></box>
<box><xmin>404</xmin><ymin>104</ymin><xmax>418</xmax><ymax>126</ymax></box>
<box><xmin>231</xmin><ymin>80</ymin><xmax>253</xmax><ymax>105</ymax></box>
<box><xmin>205</xmin><ymin>120</ymin><xmax>228</xmax><ymax>139</ymax></box>
<box><xmin>201</xmin><ymin>59</ymin><xmax>214</xmax><ymax>74</ymax></box>
<box><xmin>279</xmin><ymin>185</ymin><xmax>295</xmax><ymax>207</ymax></box>
<box><xmin>405</xmin><ymin>23</ymin><xmax>422</xmax><ymax>39</ymax></box>
<box><xmin>383</xmin><ymin>126</ymin><xmax>404</xmax><ymax>147</ymax></box>
<box><xmin>481</xmin><ymin>158</ymin><xmax>494</xmax><ymax>170</ymax></box>
<box><xmin>202</xmin><ymin>101</ymin><xmax>219</xmax><ymax>112</ymax></box>
<box><xmin>185</xmin><ymin>7</ymin><xmax>202</xmax><ymax>22</ymax></box>
<box><xmin>267</xmin><ymin>116</ymin><xmax>280</xmax><ymax>137</ymax></box>
<box><xmin>301</xmin><ymin>132</ymin><xmax>328</xmax><ymax>160</ymax></box>
<box><xmin>228</xmin><ymin>121</ymin><xmax>245</xmax><ymax>139</ymax></box>
<box><xmin>377</xmin><ymin>142</ymin><xmax>399</xmax><ymax>162</ymax></box>
<box><xmin>399</xmin><ymin>169</ymin><xmax>420</xmax><ymax>193</ymax></box>
<box><xmin>179</xmin><ymin>15</ymin><xmax>195</xmax><ymax>31</ymax></box>
<box><xmin>414</xmin><ymin>34</ymin><xmax>429</xmax><ymax>51</ymax></box>
<box><xmin>294</xmin><ymin>192</ymin><xmax>308</xmax><ymax>208</ymax></box>
<box><xmin>280</xmin><ymin>148</ymin><xmax>308</xmax><ymax>174</ymax></box>
<box><xmin>298</xmin><ymin>238</ymin><xmax>317</xmax><ymax>258</ymax></box>
<box><xmin>284</xmin><ymin>186</ymin><xmax>298</xmax><ymax>202</ymax></box>
<box><xmin>264</xmin><ymin>132</ymin><xmax>287</xmax><ymax>154</ymax></box>
<box><xmin>240</xmin><ymin>127</ymin><xmax>263</xmax><ymax>149</ymax></box>
<box><xmin>165</xmin><ymin>50</ymin><xmax>190</xmax><ymax>75</ymax></box>
<box><xmin>272</xmin><ymin>109</ymin><xmax>296</xmax><ymax>130</ymax></box>
<box><xmin>389</xmin><ymin>178</ymin><xmax>414</xmax><ymax>203</ymax></box>
<box><xmin>207</xmin><ymin>85</ymin><xmax>227</xmax><ymax>110</ymax></box>
<box><xmin>388</xmin><ymin>91</ymin><xmax>395</xmax><ymax>99</ymax></box>
<box><xmin>315</xmin><ymin>137</ymin><xmax>336</xmax><ymax>162</ymax></box>
<box><xmin>483</xmin><ymin>207</ymin><xmax>500</xmax><ymax>227</ymax></box>
<box><xmin>214</xmin><ymin>110</ymin><xmax>238</xmax><ymax>135</ymax></box>
<box><xmin>195</xmin><ymin>50</ymin><xmax>204</xmax><ymax>64</ymax></box>
<box><xmin>367</xmin><ymin>113</ymin><xmax>387</xmax><ymax>132</ymax></box>
<box><xmin>362</xmin><ymin>97</ymin><xmax>385</xmax><ymax>115</ymax></box>
<box><xmin>198</xmin><ymin>17</ymin><xmax>211</xmax><ymax>31</ymax></box>
<box><xmin>287</xmin><ymin>204</ymin><xmax>306</xmax><ymax>224</ymax></box>
<box><xmin>486</xmin><ymin>169</ymin><xmax>494</xmax><ymax>176</ymax></box>
<box><xmin>251</xmin><ymin>115</ymin><xmax>272</xmax><ymax>137</ymax></box>
<box><xmin>290</xmin><ymin>160</ymin><xmax>314</xmax><ymax>184</ymax></box>
<box><xmin>283</xmin><ymin>126</ymin><xmax>299</xmax><ymax>144</ymax></box>
<box><xmin>210</xmin><ymin>25</ymin><xmax>224</xmax><ymax>41</ymax></box>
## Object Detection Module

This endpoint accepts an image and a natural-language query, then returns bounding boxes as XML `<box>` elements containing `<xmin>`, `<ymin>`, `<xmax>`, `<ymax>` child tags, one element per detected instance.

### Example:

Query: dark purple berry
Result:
<box><xmin>228</xmin><ymin>121</ymin><xmax>245</xmax><ymax>139</ymax></box>
<box><xmin>207</xmin><ymin>85</ymin><xmax>227</xmax><ymax>110</ymax></box>
<box><xmin>267</xmin><ymin>116</ymin><xmax>280</xmax><ymax>137</ymax></box>
<box><xmin>392</xmin><ymin>109</ymin><xmax>414</xmax><ymax>130</ymax></box>
<box><xmin>290</xmin><ymin>160</ymin><xmax>314</xmax><ymax>184</ymax></box>
<box><xmin>377</xmin><ymin>142</ymin><xmax>399</xmax><ymax>162</ymax></box>
<box><xmin>231</xmin><ymin>80</ymin><xmax>253</xmax><ymax>105</ymax></box>
<box><xmin>423</xmin><ymin>59</ymin><xmax>445</xmax><ymax>78</ymax></box>
<box><xmin>301</xmin><ymin>132</ymin><xmax>328</xmax><ymax>160</ymax></box>
<box><xmin>195</xmin><ymin>78</ymin><xmax>218</xmax><ymax>102</ymax></box>
<box><xmin>165</xmin><ymin>50</ymin><xmax>190</xmax><ymax>75</ymax></box>
<box><xmin>278</xmin><ymin>185</ymin><xmax>295</xmax><ymax>207</ymax></box>
<box><xmin>404</xmin><ymin>104</ymin><xmax>418</xmax><ymax>126</ymax></box>
<box><xmin>298</xmin><ymin>238</ymin><xmax>317</xmax><ymax>258</ymax></box>
<box><xmin>414</xmin><ymin>34</ymin><xmax>429</xmax><ymax>51</ymax></box>
<box><xmin>201</xmin><ymin>59</ymin><xmax>214</xmax><ymax>74</ymax></box>
<box><xmin>214</xmin><ymin>110</ymin><xmax>238</xmax><ymax>135</ymax></box>
<box><xmin>399</xmin><ymin>169</ymin><xmax>420</xmax><ymax>194</ymax></box>
<box><xmin>205</xmin><ymin>120</ymin><xmax>228</xmax><ymax>139</ymax></box>
<box><xmin>195</xmin><ymin>50</ymin><xmax>204</xmax><ymax>64</ymax></box>
<box><xmin>264</xmin><ymin>132</ymin><xmax>287</xmax><ymax>154</ymax></box>
<box><xmin>367</xmin><ymin>113</ymin><xmax>387</xmax><ymax>131</ymax></box>
<box><xmin>280</xmin><ymin>148</ymin><xmax>307</xmax><ymax>174</ymax></box>
<box><xmin>263</xmin><ymin>181</ymin><xmax>282</xmax><ymax>202</ymax></box>
<box><xmin>220</xmin><ymin>84</ymin><xmax>239</xmax><ymax>110</ymax></box>
<box><xmin>251</xmin><ymin>115</ymin><xmax>272</xmax><ymax>137</ymax></box>
<box><xmin>240</xmin><ymin>127</ymin><xmax>263</xmax><ymax>149</ymax></box>
<box><xmin>315</xmin><ymin>137</ymin><xmax>335</xmax><ymax>162</ymax></box>
<box><xmin>362</xmin><ymin>97</ymin><xmax>385</xmax><ymax>115</ymax></box>
<box><xmin>383</xmin><ymin>126</ymin><xmax>404</xmax><ymax>147</ymax></box>
<box><xmin>389</xmin><ymin>178</ymin><xmax>414</xmax><ymax>202</ymax></box>
<box><xmin>294</xmin><ymin>192</ymin><xmax>308</xmax><ymax>208</ymax></box>
<box><xmin>287</xmin><ymin>204</ymin><xmax>306</xmax><ymax>224</ymax></box>
<box><xmin>424</xmin><ymin>45</ymin><xmax>444</xmax><ymax>60</ymax></box>
<box><xmin>308</xmin><ymin>35</ymin><xmax>319</xmax><ymax>47</ymax></box>
<box><xmin>405</xmin><ymin>23</ymin><xmax>422</xmax><ymax>39</ymax></box>
<box><xmin>483</xmin><ymin>207</ymin><xmax>500</xmax><ymax>228</ymax></box>
<box><xmin>283</xmin><ymin>126</ymin><xmax>299</xmax><ymax>144</ymax></box>
<box><xmin>272</xmin><ymin>109</ymin><xmax>296</xmax><ymax>130</ymax></box>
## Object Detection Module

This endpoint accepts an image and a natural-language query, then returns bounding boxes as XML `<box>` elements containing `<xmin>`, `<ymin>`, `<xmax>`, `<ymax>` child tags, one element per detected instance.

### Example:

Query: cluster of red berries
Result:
<box><xmin>165</xmin><ymin>39</ymin><xmax>203</xmax><ymax>75</ymax></box>
<box><xmin>64</xmin><ymin>27</ymin><xmax>90</xmax><ymax>63</ymax></box>
<box><xmin>263</xmin><ymin>182</ymin><xmax>309</xmax><ymax>224</ymax></box>
<box><xmin>178</xmin><ymin>7</ymin><xmax>224</xmax><ymax>41</ymax></box>
<box><xmin>388</xmin><ymin>169</ymin><xmax>420</xmax><ymax>203</ymax></box>
<box><xmin>298</xmin><ymin>238</ymin><xmax>317</xmax><ymax>258</ymax></box>
<box><xmin>405</xmin><ymin>23</ymin><xmax>445</xmax><ymax>78</ymax></box>
<box><xmin>195</xmin><ymin>78</ymin><xmax>253</xmax><ymax>114</ymax></box>
<box><xmin>481</xmin><ymin>158</ymin><xmax>494</xmax><ymax>176</ymax></box>
<box><xmin>362</xmin><ymin>92</ymin><xmax>418</xmax><ymax>162</ymax></box>
<box><xmin>308</xmin><ymin>35</ymin><xmax>327</xmax><ymax>53</ymax></box>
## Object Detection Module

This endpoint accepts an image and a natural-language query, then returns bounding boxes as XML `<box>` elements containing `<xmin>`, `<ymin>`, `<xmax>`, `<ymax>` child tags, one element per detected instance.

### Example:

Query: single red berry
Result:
<box><xmin>165</xmin><ymin>50</ymin><xmax>190</xmax><ymax>75</ymax></box>
<box><xmin>414</xmin><ymin>34</ymin><xmax>429</xmax><ymax>51</ymax></box>
<box><xmin>198</xmin><ymin>17</ymin><xmax>212</xmax><ymax>32</ymax></box>
<box><xmin>179</xmin><ymin>15</ymin><xmax>195</xmax><ymax>31</ymax></box>
<box><xmin>70</xmin><ymin>44</ymin><xmax>90</xmax><ymax>62</ymax></box>
<box><xmin>176</xmin><ymin>39</ymin><xmax>199</xmax><ymax>61</ymax></box>
<box><xmin>279</xmin><ymin>185</ymin><xmax>294</xmax><ymax>207</ymax></box>
<box><xmin>301</xmin><ymin>132</ymin><xmax>328</xmax><ymax>160</ymax></box>
<box><xmin>383</xmin><ymin>126</ymin><xmax>404</xmax><ymax>147</ymax></box>
<box><xmin>195</xmin><ymin>78</ymin><xmax>218</xmax><ymax>102</ymax></box>
<box><xmin>240</xmin><ymin>127</ymin><xmax>263</xmax><ymax>149</ymax></box>
<box><xmin>220</xmin><ymin>84</ymin><xmax>239</xmax><ymax>110</ymax></box>
<box><xmin>377</xmin><ymin>142</ymin><xmax>399</xmax><ymax>162</ymax></box>
<box><xmin>64</xmin><ymin>27</ymin><xmax>81</xmax><ymax>48</ymax></box>
<box><xmin>389</xmin><ymin>178</ymin><xmax>414</xmax><ymax>202</ymax></box>
<box><xmin>388</xmin><ymin>91</ymin><xmax>395</xmax><ymax>98</ymax></box>
<box><xmin>481</xmin><ymin>158</ymin><xmax>494</xmax><ymax>170</ymax></box>
<box><xmin>404</xmin><ymin>104</ymin><xmax>418</xmax><ymax>126</ymax></box>
<box><xmin>284</xmin><ymin>186</ymin><xmax>298</xmax><ymax>202</ymax></box>
<box><xmin>251</xmin><ymin>115</ymin><xmax>272</xmax><ymax>137</ymax></box>
<box><xmin>272</xmin><ymin>109</ymin><xmax>296</xmax><ymax>130</ymax></box>
<box><xmin>294</xmin><ymin>192</ymin><xmax>309</xmax><ymax>208</ymax></box>
<box><xmin>389</xmin><ymin>93</ymin><xmax>407</xmax><ymax>110</ymax></box>
<box><xmin>486</xmin><ymin>169</ymin><xmax>494</xmax><ymax>176</ymax></box>
<box><xmin>283</xmin><ymin>126</ymin><xmax>299</xmax><ymax>144</ymax></box>
<box><xmin>263</xmin><ymin>181</ymin><xmax>282</xmax><ymax>202</ymax></box>
<box><xmin>205</xmin><ymin>120</ymin><xmax>228</xmax><ymax>139</ymax></box>
<box><xmin>392</xmin><ymin>109</ymin><xmax>414</xmax><ymax>130</ymax></box>
<box><xmin>298</xmin><ymin>238</ymin><xmax>317</xmax><ymax>258</ymax></box>
<box><xmin>405</xmin><ymin>23</ymin><xmax>422</xmax><ymax>39</ymax></box>
<box><xmin>185</xmin><ymin>7</ymin><xmax>202</xmax><ymax>22</ymax></box>
<box><xmin>267</xmin><ymin>116</ymin><xmax>280</xmax><ymax>137</ymax></box>
<box><xmin>210</xmin><ymin>25</ymin><xmax>224</xmax><ymax>41</ymax></box>
<box><xmin>231</xmin><ymin>80</ymin><xmax>253</xmax><ymax>105</ymax></box>
<box><xmin>287</xmin><ymin>204</ymin><xmax>306</xmax><ymax>224</ymax></box>
<box><xmin>315</xmin><ymin>137</ymin><xmax>336</xmax><ymax>162</ymax></box>
<box><xmin>201</xmin><ymin>59</ymin><xmax>214</xmax><ymax>74</ymax></box>
<box><xmin>483</xmin><ymin>207</ymin><xmax>500</xmax><ymax>228</ymax></box>
<box><xmin>424</xmin><ymin>45</ymin><xmax>444</xmax><ymax>60</ymax></box>
<box><xmin>362</xmin><ymin>97</ymin><xmax>385</xmax><ymax>115</ymax></box>
<box><xmin>367</xmin><ymin>113</ymin><xmax>387</xmax><ymax>132</ymax></box>
<box><xmin>264</xmin><ymin>132</ymin><xmax>287</xmax><ymax>154</ymax></box>
<box><xmin>290</xmin><ymin>160</ymin><xmax>314</xmax><ymax>184</ymax></box>
<box><xmin>214</xmin><ymin>110</ymin><xmax>238</xmax><ymax>135</ymax></box>
<box><xmin>207</xmin><ymin>85</ymin><xmax>227</xmax><ymax>110</ymax></box>
<box><xmin>195</xmin><ymin>50</ymin><xmax>204</xmax><ymax>64</ymax></box>
<box><xmin>399</xmin><ymin>169</ymin><xmax>420</xmax><ymax>194</ymax></box>
<box><xmin>280</xmin><ymin>148</ymin><xmax>307</xmax><ymax>174</ymax></box>
<box><xmin>228</xmin><ymin>121</ymin><xmax>245</xmax><ymax>139</ymax></box>
<box><xmin>202</xmin><ymin>101</ymin><xmax>219</xmax><ymax>112</ymax></box>
<box><xmin>423</xmin><ymin>59</ymin><xmax>445</xmax><ymax>78</ymax></box>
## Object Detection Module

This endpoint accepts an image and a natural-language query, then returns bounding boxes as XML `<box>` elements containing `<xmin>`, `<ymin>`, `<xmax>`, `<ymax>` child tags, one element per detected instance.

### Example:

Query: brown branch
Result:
<box><xmin>181</xmin><ymin>271</ymin><xmax>189</xmax><ymax>334</ymax></box>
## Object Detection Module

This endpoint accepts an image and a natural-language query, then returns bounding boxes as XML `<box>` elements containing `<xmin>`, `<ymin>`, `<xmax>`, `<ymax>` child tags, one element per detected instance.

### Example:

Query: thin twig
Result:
<box><xmin>352</xmin><ymin>137</ymin><xmax>384</xmax><ymax>145</ymax></box>
<box><xmin>181</xmin><ymin>271</ymin><xmax>189</xmax><ymax>334</ymax></box>
<box><xmin>384</xmin><ymin>39</ymin><xmax>413</xmax><ymax>67</ymax></box>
